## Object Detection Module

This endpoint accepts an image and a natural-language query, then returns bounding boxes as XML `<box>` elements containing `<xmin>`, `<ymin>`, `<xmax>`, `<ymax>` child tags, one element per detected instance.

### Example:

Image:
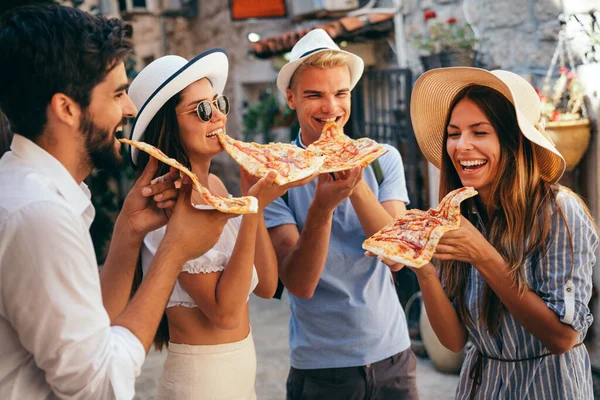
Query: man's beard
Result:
<box><xmin>80</xmin><ymin>111</ymin><xmax>123</xmax><ymax>172</ymax></box>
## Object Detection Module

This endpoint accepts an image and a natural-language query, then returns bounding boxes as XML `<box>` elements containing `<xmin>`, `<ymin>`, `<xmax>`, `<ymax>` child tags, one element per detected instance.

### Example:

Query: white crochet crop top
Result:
<box><xmin>141</xmin><ymin>215</ymin><xmax>259</xmax><ymax>309</ymax></box>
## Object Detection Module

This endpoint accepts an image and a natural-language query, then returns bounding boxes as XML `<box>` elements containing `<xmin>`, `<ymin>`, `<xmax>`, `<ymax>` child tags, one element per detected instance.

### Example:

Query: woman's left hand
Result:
<box><xmin>240</xmin><ymin>167</ymin><xmax>317</xmax><ymax>210</ymax></box>
<box><xmin>434</xmin><ymin>216</ymin><xmax>496</xmax><ymax>266</ymax></box>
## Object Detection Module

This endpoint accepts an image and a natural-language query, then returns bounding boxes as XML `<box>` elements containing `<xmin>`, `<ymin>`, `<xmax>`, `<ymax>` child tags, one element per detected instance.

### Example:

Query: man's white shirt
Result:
<box><xmin>0</xmin><ymin>134</ymin><xmax>145</xmax><ymax>399</ymax></box>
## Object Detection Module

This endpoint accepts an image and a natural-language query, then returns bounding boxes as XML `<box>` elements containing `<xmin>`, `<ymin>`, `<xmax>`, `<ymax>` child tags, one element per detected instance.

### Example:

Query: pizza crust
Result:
<box><xmin>120</xmin><ymin>138</ymin><xmax>258</xmax><ymax>214</ymax></box>
<box><xmin>363</xmin><ymin>245</ymin><xmax>427</xmax><ymax>269</ymax></box>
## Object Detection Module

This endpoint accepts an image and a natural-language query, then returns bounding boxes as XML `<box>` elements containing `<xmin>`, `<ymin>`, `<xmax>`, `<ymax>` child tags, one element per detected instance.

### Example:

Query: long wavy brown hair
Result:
<box><xmin>130</xmin><ymin>91</ymin><xmax>191</xmax><ymax>351</ymax></box>
<box><xmin>437</xmin><ymin>85</ymin><xmax>592</xmax><ymax>336</ymax></box>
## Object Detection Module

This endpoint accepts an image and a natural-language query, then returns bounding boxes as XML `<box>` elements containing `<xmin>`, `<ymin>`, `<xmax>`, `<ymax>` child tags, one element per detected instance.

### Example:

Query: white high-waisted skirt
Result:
<box><xmin>157</xmin><ymin>331</ymin><xmax>257</xmax><ymax>400</ymax></box>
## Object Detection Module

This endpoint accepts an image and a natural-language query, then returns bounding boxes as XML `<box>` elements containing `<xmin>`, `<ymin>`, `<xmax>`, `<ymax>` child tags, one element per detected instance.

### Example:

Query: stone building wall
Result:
<box><xmin>401</xmin><ymin>0</ymin><xmax>562</xmax><ymax>78</ymax></box>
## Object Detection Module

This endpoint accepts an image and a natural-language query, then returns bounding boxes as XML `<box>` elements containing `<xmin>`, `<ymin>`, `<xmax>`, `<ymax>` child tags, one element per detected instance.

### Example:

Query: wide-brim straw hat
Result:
<box><xmin>128</xmin><ymin>48</ymin><xmax>228</xmax><ymax>165</ymax></box>
<box><xmin>276</xmin><ymin>28</ymin><xmax>364</xmax><ymax>95</ymax></box>
<box><xmin>411</xmin><ymin>67</ymin><xmax>565</xmax><ymax>183</ymax></box>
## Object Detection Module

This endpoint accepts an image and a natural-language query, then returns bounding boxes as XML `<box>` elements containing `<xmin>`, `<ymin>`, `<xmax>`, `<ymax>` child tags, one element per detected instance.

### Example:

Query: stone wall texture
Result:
<box><xmin>403</xmin><ymin>0</ymin><xmax>563</xmax><ymax>79</ymax></box>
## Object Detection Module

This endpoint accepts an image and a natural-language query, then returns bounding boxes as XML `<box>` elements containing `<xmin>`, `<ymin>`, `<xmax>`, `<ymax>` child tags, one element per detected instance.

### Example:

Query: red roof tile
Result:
<box><xmin>249</xmin><ymin>13</ymin><xmax>394</xmax><ymax>59</ymax></box>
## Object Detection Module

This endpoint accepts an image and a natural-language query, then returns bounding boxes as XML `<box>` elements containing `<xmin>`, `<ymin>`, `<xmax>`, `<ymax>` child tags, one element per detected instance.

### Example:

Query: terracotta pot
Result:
<box><xmin>419</xmin><ymin>303</ymin><xmax>465</xmax><ymax>374</ymax></box>
<box><xmin>545</xmin><ymin>119</ymin><xmax>592</xmax><ymax>171</ymax></box>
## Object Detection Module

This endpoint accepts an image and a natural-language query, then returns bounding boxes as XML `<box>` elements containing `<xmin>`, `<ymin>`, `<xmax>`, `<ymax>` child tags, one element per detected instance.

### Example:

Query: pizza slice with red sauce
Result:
<box><xmin>307</xmin><ymin>121</ymin><xmax>389</xmax><ymax>173</ymax></box>
<box><xmin>218</xmin><ymin>134</ymin><xmax>324</xmax><ymax>185</ymax></box>
<box><xmin>120</xmin><ymin>138</ymin><xmax>258</xmax><ymax>214</ymax></box>
<box><xmin>362</xmin><ymin>187</ymin><xmax>478</xmax><ymax>267</ymax></box>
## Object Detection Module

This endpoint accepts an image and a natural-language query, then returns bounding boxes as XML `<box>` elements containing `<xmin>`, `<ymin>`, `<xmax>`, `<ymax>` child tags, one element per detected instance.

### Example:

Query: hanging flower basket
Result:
<box><xmin>545</xmin><ymin>119</ymin><xmax>591</xmax><ymax>171</ymax></box>
<box><xmin>537</xmin><ymin>26</ymin><xmax>592</xmax><ymax>171</ymax></box>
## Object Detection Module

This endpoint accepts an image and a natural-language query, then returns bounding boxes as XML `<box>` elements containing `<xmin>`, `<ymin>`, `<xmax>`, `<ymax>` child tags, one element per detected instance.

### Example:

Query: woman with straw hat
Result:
<box><xmin>398</xmin><ymin>68</ymin><xmax>597</xmax><ymax>399</ymax></box>
<box><xmin>126</xmin><ymin>49</ymin><xmax>312</xmax><ymax>400</ymax></box>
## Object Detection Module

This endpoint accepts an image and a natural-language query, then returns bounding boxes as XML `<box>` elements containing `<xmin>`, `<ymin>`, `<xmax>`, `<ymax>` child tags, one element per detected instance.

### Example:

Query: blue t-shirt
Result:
<box><xmin>264</xmin><ymin>136</ymin><xmax>412</xmax><ymax>369</ymax></box>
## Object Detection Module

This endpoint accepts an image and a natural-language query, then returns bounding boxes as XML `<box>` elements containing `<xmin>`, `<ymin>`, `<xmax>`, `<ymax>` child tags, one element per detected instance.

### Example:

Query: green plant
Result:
<box><xmin>408</xmin><ymin>10</ymin><xmax>477</xmax><ymax>55</ymax></box>
<box><xmin>242</xmin><ymin>88</ymin><xmax>295</xmax><ymax>143</ymax></box>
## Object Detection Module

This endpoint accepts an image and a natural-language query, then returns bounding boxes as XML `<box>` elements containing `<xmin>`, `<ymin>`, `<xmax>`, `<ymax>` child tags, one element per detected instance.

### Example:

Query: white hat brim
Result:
<box><xmin>129</xmin><ymin>49</ymin><xmax>228</xmax><ymax>165</ymax></box>
<box><xmin>410</xmin><ymin>67</ymin><xmax>565</xmax><ymax>183</ymax></box>
<box><xmin>276</xmin><ymin>48</ymin><xmax>364</xmax><ymax>94</ymax></box>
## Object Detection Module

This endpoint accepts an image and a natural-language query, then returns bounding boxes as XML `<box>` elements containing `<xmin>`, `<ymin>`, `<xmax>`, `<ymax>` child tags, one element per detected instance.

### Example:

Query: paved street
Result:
<box><xmin>134</xmin><ymin>295</ymin><xmax>459</xmax><ymax>399</ymax></box>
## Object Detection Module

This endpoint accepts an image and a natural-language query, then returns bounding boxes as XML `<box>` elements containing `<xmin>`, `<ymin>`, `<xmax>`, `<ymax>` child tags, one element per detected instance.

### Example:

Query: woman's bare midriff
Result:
<box><xmin>165</xmin><ymin>303</ymin><xmax>251</xmax><ymax>345</ymax></box>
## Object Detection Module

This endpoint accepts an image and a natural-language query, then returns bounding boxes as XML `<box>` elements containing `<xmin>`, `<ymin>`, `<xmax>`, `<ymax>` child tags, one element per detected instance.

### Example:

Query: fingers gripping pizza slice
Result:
<box><xmin>217</xmin><ymin>134</ymin><xmax>324</xmax><ymax>185</ymax></box>
<box><xmin>362</xmin><ymin>187</ymin><xmax>478</xmax><ymax>268</ymax></box>
<box><xmin>120</xmin><ymin>139</ymin><xmax>258</xmax><ymax>214</ymax></box>
<box><xmin>307</xmin><ymin>122</ymin><xmax>389</xmax><ymax>173</ymax></box>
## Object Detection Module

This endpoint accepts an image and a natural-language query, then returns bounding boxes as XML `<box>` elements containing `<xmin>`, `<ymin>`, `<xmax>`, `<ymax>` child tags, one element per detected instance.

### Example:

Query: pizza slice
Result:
<box><xmin>362</xmin><ymin>187</ymin><xmax>478</xmax><ymax>268</ymax></box>
<box><xmin>217</xmin><ymin>134</ymin><xmax>323</xmax><ymax>185</ymax></box>
<box><xmin>120</xmin><ymin>139</ymin><xmax>258</xmax><ymax>214</ymax></box>
<box><xmin>433</xmin><ymin>186</ymin><xmax>480</xmax><ymax>224</ymax></box>
<box><xmin>306</xmin><ymin>122</ymin><xmax>389</xmax><ymax>173</ymax></box>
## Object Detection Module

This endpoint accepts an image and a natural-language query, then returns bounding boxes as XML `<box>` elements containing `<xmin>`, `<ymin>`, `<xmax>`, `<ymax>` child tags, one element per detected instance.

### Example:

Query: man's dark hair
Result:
<box><xmin>0</xmin><ymin>5</ymin><xmax>133</xmax><ymax>141</ymax></box>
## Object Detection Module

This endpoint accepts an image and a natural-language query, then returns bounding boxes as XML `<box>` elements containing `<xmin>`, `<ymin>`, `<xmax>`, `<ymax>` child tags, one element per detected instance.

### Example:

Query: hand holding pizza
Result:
<box><xmin>313</xmin><ymin>166</ymin><xmax>363</xmax><ymax>211</ymax></box>
<box><xmin>433</xmin><ymin>216</ymin><xmax>497</xmax><ymax>266</ymax></box>
<box><xmin>242</xmin><ymin>169</ymin><xmax>282</xmax><ymax>211</ymax></box>
<box><xmin>241</xmin><ymin>168</ymin><xmax>317</xmax><ymax>210</ymax></box>
<box><xmin>163</xmin><ymin>175</ymin><xmax>235</xmax><ymax>261</ymax></box>
<box><xmin>119</xmin><ymin>157</ymin><xmax>180</xmax><ymax>239</ymax></box>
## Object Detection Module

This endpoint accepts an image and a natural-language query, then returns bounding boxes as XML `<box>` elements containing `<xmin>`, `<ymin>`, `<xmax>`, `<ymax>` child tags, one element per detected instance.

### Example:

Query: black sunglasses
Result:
<box><xmin>177</xmin><ymin>95</ymin><xmax>230</xmax><ymax>122</ymax></box>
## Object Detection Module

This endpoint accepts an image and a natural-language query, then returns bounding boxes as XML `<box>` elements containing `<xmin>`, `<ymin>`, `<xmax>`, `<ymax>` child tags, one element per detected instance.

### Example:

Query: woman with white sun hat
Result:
<box><xmin>126</xmin><ymin>49</ymin><xmax>312</xmax><ymax>400</ymax></box>
<box><xmin>388</xmin><ymin>67</ymin><xmax>598</xmax><ymax>399</ymax></box>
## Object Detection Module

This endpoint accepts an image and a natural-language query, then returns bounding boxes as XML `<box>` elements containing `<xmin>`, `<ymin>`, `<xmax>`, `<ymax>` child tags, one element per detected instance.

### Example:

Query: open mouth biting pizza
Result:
<box><xmin>217</xmin><ymin>134</ymin><xmax>324</xmax><ymax>185</ymax></box>
<box><xmin>362</xmin><ymin>187</ymin><xmax>478</xmax><ymax>268</ymax></box>
<box><xmin>307</xmin><ymin>122</ymin><xmax>389</xmax><ymax>173</ymax></box>
<box><xmin>120</xmin><ymin>138</ymin><xmax>258</xmax><ymax>214</ymax></box>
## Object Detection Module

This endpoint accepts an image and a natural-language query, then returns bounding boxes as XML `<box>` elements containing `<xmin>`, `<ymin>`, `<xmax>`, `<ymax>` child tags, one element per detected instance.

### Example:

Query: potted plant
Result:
<box><xmin>242</xmin><ymin>88</ymin><xmax>295</xmax><ymax>143</ymax></box>
<box><xmin>408</xmin><ymin>10</ymin><xmax>478</xmax><ymax>71</ymax></box>
<box><xmin>539</xmin><ymin>68</ymin><xmax>592</xmax><ymax>171</ymax></box>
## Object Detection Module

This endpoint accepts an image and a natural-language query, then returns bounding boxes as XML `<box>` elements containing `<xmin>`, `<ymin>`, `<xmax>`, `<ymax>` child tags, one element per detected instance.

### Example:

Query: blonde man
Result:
<box><xmin>264</xmin><ymin>29</ymin><xmax>418</xmax><ymax>399</ymax></box>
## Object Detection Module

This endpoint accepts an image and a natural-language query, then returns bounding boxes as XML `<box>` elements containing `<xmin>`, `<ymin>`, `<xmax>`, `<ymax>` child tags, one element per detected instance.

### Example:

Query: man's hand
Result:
<box><xmin>162</xmin><ymin>175</ymin><xmax>235</xmax><ymax>262</ymax></box>
<box><xmin>119</xmin><ymin>158</ymin><xmax>179</xmax><ymax>239</ymax></box>
<box><xmin>313</xmin><ymin>166</ymin><xmax>363</xmax><ymax>211</ymax></box>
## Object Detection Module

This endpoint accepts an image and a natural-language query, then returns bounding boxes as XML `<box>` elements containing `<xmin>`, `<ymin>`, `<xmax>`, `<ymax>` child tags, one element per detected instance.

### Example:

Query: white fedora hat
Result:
<box><xmin>411</xmin><ymin>67</ymin><xmax>566</xmax><ymax>184</ymax></box>
<box><xmin>276</xmin><ymin>28</ymin><xmax>364</xmax><ymax>95</ymax></box>
<box><xmin>128</xmin><ymin>48</ymin><xmax>228</xmax><ymax>165</ymax></box>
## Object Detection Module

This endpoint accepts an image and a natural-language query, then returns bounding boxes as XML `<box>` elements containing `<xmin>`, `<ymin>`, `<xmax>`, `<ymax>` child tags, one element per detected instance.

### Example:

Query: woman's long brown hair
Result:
<box><xmin>437</xmin><ymin>85</ymin><xmax>590</xmax><ymax>336</ymax></box>
<box><xmin>130</xmin><ymin>92</ymin><xmax>192</xmax><ymax>351</ymax></box>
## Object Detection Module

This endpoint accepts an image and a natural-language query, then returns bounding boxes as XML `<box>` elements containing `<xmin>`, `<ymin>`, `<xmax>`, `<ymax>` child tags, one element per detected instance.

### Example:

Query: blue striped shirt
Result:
<box><xmin>455</xmin><ymin>189</ymin><xmax>597</xmax><ymax>399</ymax></box>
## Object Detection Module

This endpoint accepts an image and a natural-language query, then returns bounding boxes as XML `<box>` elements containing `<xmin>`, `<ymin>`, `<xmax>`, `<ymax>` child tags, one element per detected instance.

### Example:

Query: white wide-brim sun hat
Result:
<box><xmin>410</xmin><ymin>67</ymin><xmax>566</xmax><ymax>184</ymax></box>
<box><xmin>127</xmin><ymin>48</ymin><xmax>228</xmax><ymax>166</ymax></box>
<box><xmin>276</xmin><ymin>28</ymin><xmax>364</xmax><ymax>95</ymax></box>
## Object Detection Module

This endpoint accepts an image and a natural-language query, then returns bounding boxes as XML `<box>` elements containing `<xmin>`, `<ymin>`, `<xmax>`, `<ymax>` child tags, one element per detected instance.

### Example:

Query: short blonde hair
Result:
<box><xmin>289</xmin><ymin>50</ymin><xmax>354</xmax><ymax>91</ymax></box>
